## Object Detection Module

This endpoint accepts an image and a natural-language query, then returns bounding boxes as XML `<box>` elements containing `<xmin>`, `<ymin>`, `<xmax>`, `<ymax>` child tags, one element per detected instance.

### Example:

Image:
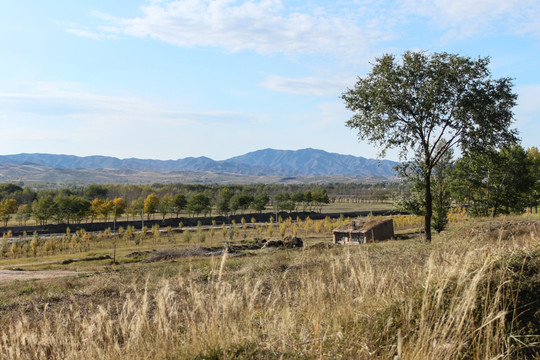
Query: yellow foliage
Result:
<box><xmin>447</xmin><ymin>207</ymin><xmax>468</xmax><ymax>224</ymax></box>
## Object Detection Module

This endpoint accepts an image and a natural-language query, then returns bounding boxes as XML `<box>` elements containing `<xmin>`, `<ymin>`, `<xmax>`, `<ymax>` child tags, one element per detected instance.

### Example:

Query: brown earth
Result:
<box><xmin>0</xmin><ymin>269</ymin><xmax>80</xmax><ymax>283</ymax></box>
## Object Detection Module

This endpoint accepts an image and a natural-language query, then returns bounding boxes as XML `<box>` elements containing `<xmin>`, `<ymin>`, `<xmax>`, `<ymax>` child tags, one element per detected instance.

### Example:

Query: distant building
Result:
<box><xmin>332</xmin><ymin>218</ymin><xmax>394</xmax><ymax>244</ymax></box>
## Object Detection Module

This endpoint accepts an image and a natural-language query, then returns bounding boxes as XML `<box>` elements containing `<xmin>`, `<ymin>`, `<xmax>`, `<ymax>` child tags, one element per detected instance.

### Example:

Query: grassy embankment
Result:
<box><xmin>0</xmin><ymin>213</ymin><xmax>539</xmax><ymax>359</ymax></box>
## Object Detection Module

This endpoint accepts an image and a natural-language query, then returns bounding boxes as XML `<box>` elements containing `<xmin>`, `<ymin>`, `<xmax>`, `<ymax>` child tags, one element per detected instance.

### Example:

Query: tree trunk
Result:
<box><xmin>424</xmin><ymin>171</ymin><xmax>433</xmax><ymax>242</ymax></box>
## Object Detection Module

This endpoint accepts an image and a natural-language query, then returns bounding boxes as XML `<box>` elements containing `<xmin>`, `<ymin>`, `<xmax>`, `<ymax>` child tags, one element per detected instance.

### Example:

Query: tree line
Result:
<box><xmin>395</xmin><ymin>144</ymin><xmax>540</xmax><ymax>232</ymax></box>
<box><xmin>0</xmin><ymin>183</ymin><xmax>337</xmax><ymax>227</ymax></box>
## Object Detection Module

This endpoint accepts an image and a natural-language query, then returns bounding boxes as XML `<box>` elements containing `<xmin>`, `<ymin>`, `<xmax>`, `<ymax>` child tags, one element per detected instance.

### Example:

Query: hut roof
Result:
<box><xmin>333</xmin><ymin>218</ymin><xmax>391</xmax><ymax>234</ymax></box>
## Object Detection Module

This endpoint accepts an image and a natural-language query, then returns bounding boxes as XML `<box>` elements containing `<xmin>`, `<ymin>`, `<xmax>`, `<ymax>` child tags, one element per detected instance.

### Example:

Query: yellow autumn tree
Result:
<box><xmin>90</xmin><ymin>198</ymin><xmax>103</xmax><ymax>223</ymax></box>
<box><xmin>112</xmin><ymin>197</ymin><xmax>126</xmax><ymax>221</ymax></box>
<box><xmin>0</xmin><ymin>199</ymin><xmax>18</xmax><ymax>227</ymax></box>
<box><xmin>144</xmin><ymin>194</ymin><xmax>159</xmax><ymax>220</ymax></box>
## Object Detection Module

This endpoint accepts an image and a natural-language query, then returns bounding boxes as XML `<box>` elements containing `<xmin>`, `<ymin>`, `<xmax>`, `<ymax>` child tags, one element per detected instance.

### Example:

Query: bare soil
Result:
<box><xmin>0</xmin><ymin>269</ymin><xmax>80</xmax><ymax>283</ymax></box>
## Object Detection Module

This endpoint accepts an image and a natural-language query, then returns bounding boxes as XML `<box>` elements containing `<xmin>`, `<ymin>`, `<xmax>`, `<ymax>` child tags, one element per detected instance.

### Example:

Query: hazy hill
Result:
<box><xmin>0</xmin><ymin>148</ymin><xmax>398</xmax><ymax>183</ymax></box>
<box><xmin>228</xmin><ymin>148</ymin><xmax>396</xmax><ymax>177</ymax></box>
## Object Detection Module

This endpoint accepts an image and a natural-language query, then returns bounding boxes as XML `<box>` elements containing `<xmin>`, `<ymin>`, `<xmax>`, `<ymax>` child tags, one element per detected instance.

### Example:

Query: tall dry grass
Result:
<box><xmin>1</xmin><ymin>218</ymin><xmax>539</xmax><ymax>359</ymax></box>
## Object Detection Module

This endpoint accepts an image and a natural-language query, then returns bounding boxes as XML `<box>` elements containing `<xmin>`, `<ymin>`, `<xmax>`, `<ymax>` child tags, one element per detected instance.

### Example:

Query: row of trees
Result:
<box><xmin>0</xmin><ymin>184</ymin><xmax>332</xmax><ymax>227</ymax></box>
<box><xmin>396</xmin><ymin>144</ymin><xmax>540</xmax><ymax>233</ymax></box>
<box><xmin>3</xmin><ymin>182</ymin><xmax>395</xmax><ymax>207</ymax></box>
<box><xmin>452</xmin><ymin>146</ymin><xmax>540</xmax><ymax>216</ymax></box>
<box><xmin>6</xmin><ymin>193</ymin><xmax>204</xmax><ymax>226</ymax></box>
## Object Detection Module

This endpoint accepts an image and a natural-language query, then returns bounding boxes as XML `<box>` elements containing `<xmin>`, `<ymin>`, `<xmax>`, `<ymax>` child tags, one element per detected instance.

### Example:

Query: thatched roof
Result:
<box><xmin>333</xmin><ymin>218</ymin><xmax>391</xmax><ymax>234</ymax></box>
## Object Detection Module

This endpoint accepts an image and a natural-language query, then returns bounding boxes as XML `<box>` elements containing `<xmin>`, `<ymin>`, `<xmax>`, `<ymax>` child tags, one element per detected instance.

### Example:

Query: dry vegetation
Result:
<box><xmin>0</xmin><ymin>215</ymin><xmax>539</xmax><ymax>359</ymax></box>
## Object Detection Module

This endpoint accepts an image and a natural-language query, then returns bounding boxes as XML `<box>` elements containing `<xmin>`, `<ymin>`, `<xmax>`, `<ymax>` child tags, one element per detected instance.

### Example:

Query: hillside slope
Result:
<box><xmin>0</xmin><ymin>148</ymin><xmax>397</xmax><ymax>179</ymax></box>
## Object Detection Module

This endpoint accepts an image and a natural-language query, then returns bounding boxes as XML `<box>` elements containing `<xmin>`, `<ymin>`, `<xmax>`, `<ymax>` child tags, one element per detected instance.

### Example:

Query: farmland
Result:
<box><xmin>1</xmin><ymin>210</ymin><xmax>539</xmax><ymax>359</ymax></box>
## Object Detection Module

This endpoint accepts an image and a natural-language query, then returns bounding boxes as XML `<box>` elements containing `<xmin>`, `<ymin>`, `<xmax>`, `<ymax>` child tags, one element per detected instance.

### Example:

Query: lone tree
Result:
<box><xmin>342</xmin><ymin>51</ymin><xmax>518</xmax><ymax>241</ymax></box>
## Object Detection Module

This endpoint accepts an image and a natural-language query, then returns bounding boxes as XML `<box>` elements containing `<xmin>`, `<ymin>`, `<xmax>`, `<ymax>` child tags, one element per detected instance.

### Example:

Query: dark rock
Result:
<box><xmin>262</xmin><ymin>236</ymin><xmax>303</xmax><ymax>249</ymax></box>
<box><xmin>283</xmin><ymin>236</ymin><xmax>303</xmax><ymax>248</ymax></box>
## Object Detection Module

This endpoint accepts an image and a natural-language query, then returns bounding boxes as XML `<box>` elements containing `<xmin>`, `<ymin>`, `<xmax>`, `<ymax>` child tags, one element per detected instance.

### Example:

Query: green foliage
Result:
<box><xmin>0</xmin><ymin>181</ymin><xmax>403</xmax><ymax>228</ymax></box>
<box><xmin>311</xmin><ymin>188</ymin><xmax>330</xmax><ymax>212</ymax></box>
<box><xmin>197</xmin><ymin>230</ymin><xmax>206</xmax><ymax>243</ymax></box>
<box><xmin>84</xmin><ymin>184</ymin><xmax>108</xmax><ymax>200</ymax></box>
<box><xmin>52</xmin><ymin>195</ymin><xmax>91</xmax><ymax>225</ymax></box>
<box><xmin>451</xmin><ymin>145</ymin><xmax>535</xmax><ymax>216</ymax></box>
<box><xmin>32</xmin><ymin>195</ymin><xmax>56</xmax><ymax>225</ymax></box>
<box><xmin>182</xmin><ymin>230</ymin><xmax>192</xmax><ymax>243</ymax></box>
<box><xmin>251</xmin><ymin>192</ymin><xmax>269</xmax><ymax>213</ymax></box>
<box><xmin>159</xmin><ymin>194</ymin><xmax>173</xmax><ymax>220</ymax></box>
<box><xmin>526</xmin><ymin>147</ymin><xmax>540</xmax><ymax>211</ymax></box>
<box><xmin>172</xmin><ymin>193</ymin><xmax>187</xmax><ymax>217</ymax></box>
<box><xmin>343</xmin><ymin>51</ymin><xmax>518</xmax><ymax>240</ymax></box>
<box><xmin>398</xmin><ymin>143</ymin><xmax>454</xmax><ymax>232</ymax></box>
<box><xmin>0</xmin><ymin>183</ymin><xmax>24</xmax><ymax>196</ymax></box>
<box><xmin>216</xmin><ymin>188</ymin><xmax>233</xmax><ymax>215</ymax></box>
<box><xmin>187</xmin><ymin>193</ymin><xmax>211</xmax><ymax>216</ymax></box>
<box><xmin>274</xmin><ymin>193</ymin><xmax>295</xmax><ymax>212</ymax></box>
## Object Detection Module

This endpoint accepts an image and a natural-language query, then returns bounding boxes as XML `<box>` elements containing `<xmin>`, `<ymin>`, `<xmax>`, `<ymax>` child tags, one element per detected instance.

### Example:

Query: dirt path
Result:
<box><xmin>0</xmin><ymin>269</ymin><xmax>80</xmax><ymax>283</ymax></box>
<box><xmin>0</xmin><ymin>260</ymin><xmax>59</xmax><ymax>270</ymax></box>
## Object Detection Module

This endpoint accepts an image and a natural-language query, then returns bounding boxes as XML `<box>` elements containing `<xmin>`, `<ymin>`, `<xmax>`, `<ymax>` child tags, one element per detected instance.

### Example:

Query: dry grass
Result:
<box><xmin>0</xmin><ymin>216</ymin><xmax>539</xmax><ymax>359</ymax></box>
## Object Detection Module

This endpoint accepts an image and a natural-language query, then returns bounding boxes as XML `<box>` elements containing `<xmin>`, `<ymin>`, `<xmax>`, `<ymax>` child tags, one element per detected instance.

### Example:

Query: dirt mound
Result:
<box><xmin>126</xmin><ymin>250</ymin><xmax>155</xmax><ymax>258</ymax></box>
<box><xmin>262</xmin><ymin>236</ymin><xmax>303</xmax><ymax>249</ymax></box>
<box><xmin>61</xmin><ymin>255</ymin><xmax>111</xmax><ymax>265</ymax></box>
<box><xmin>143</xmin><ymin>247</ymin><xmax>227</xmax><ymax>262</ymax></box>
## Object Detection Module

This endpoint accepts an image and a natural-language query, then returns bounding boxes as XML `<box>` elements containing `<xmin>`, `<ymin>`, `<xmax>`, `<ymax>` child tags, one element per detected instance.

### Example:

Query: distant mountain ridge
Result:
<box><xmin>228</xmin><ymin>148</ymin><xmax>396</xmax><ymax>177</ymax></box>
<box><xmin>0</xmin><ymin>148</ymin><xmax>397</xmax><ymax>179</ymax></box>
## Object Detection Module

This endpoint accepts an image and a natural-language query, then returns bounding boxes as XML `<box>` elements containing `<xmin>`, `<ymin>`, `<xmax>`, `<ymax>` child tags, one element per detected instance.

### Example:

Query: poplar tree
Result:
<box><xmin>343</xmin><ymin>51</ymin><xmax>517</xmax><ymax>241</ymax></box>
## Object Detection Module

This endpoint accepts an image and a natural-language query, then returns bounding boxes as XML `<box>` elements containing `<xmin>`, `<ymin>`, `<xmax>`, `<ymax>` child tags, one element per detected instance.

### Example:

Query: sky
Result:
<box><xmin>0</xmin><ymin>0</ymin><xmax>538</xmax><ymax>161</ymax></box>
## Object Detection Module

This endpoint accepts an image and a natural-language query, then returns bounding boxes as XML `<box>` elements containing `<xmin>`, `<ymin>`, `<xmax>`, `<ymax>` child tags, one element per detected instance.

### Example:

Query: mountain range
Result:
<box><xmin>0</xmin><ymin>148</ymin><xmax>398</xmax><ymax>184</ymax></box>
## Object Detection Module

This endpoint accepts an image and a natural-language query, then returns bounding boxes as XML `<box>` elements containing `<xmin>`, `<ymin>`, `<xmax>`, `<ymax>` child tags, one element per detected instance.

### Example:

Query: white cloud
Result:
<box><xmin>0</xmin><ymin>82</ymin><xmax>263</xmax><ymax>126</ymax></box>
<box><xmin>68</xmin><ymin>0</ymin><xmax>393</xmax><ymax>59</ymax></box>
<box><xmin>403</xmin><ymin>0</ymin><xmax>540</xmax><ymax>39</ymax></box>
<box><xmin>65</xmin><ymin>28</ymin><xmax>105</xmax><ymax>40</ymax></box>
<box><xmin>0</xmin><ymin>82</ymin><xmax>271</xmax><ymax>159</ymax></box>
<box><xmin>65</xmin><ymin>0</ymin><xmax>540</xmax><ymax>60</ymax></box>
<box><xmin>259</xmin><ymin>75</ymin><xmax>351</xmax><ymax>96</ymax></box>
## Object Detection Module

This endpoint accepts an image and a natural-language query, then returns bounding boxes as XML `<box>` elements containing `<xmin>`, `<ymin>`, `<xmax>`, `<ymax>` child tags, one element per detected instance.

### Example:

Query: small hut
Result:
<box><xmin>332</xmin><ymin>218</ymin><xmax>394</xmax><ymax>244</ymax></box>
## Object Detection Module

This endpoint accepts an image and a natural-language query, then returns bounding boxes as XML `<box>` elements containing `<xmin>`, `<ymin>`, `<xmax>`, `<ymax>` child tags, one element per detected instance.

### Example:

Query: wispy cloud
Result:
<box><xmin>402</xmin><ymin>0</ymin><xmax>540</xmax><ymax>39</ymax></box>
<box><xmin>65</xmin><ymin>28</ymin><xmax>105</xmax><ymax>40</ymax></box>
<box><xmin>65</xmin><ymin>0</ymin><xmax>540</xmax><ymax>62</ymax></box>
<box><xmin>0</xmin><ymin>82</ymin><xmax>270</xmax><ymax>158</ymax></box>
<box><xmin>0</xmin><ymin>82</ymin><xmax>262</xmax><ymax>125</ymax></box>
<box><xmin>259</xmin><ymin>75</ymin><xmax>350</xmax><ymax>97</ymax></box>
<box><xmin>66</xmin><ymin>0</ymin><xmax>393</xmax><ymax>59</ymax></box>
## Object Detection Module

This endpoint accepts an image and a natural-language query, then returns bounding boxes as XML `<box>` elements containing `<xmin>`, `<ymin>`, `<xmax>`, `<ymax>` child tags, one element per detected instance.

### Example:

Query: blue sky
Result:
<box><xmin>0</xmin><ymin>0</ymin><xmax>538</xmax><ymax>161</ymax></box>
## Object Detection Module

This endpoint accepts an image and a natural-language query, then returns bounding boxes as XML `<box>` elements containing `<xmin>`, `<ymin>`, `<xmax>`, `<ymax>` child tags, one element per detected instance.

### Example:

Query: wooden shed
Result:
<box><xmin>332</xmin><ymin>218</ymin><xmax>394</xmax><ymax>244</ymax></box>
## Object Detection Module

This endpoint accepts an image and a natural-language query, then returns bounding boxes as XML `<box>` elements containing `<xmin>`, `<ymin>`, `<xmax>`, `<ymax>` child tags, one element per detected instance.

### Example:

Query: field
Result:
<box><xmin>0</xmin><ymin>214</ymin><xmax>539</xmax><ymax>359</ymax></box>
